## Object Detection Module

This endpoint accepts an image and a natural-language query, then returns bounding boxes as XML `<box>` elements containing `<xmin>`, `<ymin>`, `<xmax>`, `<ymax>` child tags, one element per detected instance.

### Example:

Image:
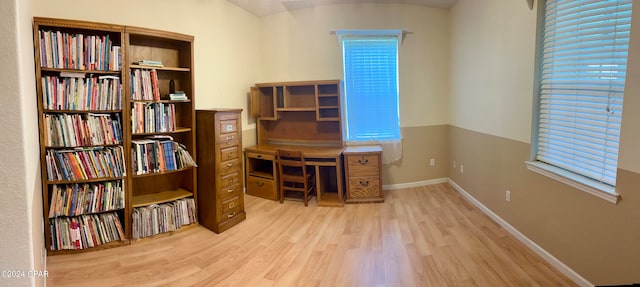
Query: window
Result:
<box><xmin>340</xmin><ymin>31</ymin><xmax>401</xmax><ymax>142</ymax></box>
<box><xmin>529</xmin><ymin>0</ymin><xmax>632</xmax><ymax>202</ymax></box>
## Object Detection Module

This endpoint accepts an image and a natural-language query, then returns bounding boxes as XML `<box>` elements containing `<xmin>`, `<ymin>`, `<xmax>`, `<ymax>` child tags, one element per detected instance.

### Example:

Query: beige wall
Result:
<box><xmin>449</xmin><ymin>0</ymin><xmax>640</xmax><ymax>284</ymax></box>
<box><xmin>449</xmin><ymin>0</ymin><xmax>536</xmax><ymax>143</ymax></box>
<box><xmin>259</xmin><ymin>3</ymin><xmax>450</xmax><ymax>127</ymax></box>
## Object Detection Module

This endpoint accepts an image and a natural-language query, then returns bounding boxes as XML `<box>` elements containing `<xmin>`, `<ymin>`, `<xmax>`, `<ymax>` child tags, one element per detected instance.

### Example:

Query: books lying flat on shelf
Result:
<box><xmin>49</xmin><ymin>212</ymin><xmax>125</xmax><ymax>250</ymax></box>
<box><xmin>134</xmin><ymin>60</ymin><xmax>163</xmax><ymax>67</ymax></box>
<box><xmin>169</xmin><ymin>91</ymin><xmax>187</xmax><ymax>101</ymax></box>
<box><xmin>132</xmin><ymin>197</ymin><xmax>196</xmax><ymax>239</ymax></box>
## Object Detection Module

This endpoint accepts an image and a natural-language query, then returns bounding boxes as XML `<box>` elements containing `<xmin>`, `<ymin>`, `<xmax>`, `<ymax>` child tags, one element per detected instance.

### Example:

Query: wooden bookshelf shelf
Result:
<box><xmin>129</xmin><ymin>64</ymin><xmax>190</xmax><ymax>72</ymax></box>
<box><xmin>47</xmin><ymin>239</ymin><xmax>129</xmax><ymax>255</ymax></box>
<box><xmin>132</xmin><ymin>166</ymin><xmax>195</xmax><ymax>178</ymax></box>
<box><xmin>40</xmin><ymin>68</ymin><xmax>122</xmax><ymax>74</ymax></box>
<box><xmin>45</xmin><ymin>143</ymin><xmax>123</xmax><ymax>149</ymax></box>
<box><xmin>131</xmin><ymin>99</ymin><xmax>192</xmax><ymax>103</ymax></box>
<box><xmin>46</xmin><ymin>176</ymin><xmax>126</xmax><ymax>185</ymax></box>
<box><xmin>131</xmin><ymin>127</ymin><xmax>192</xmax><ymax>136</ymax></box>
<box><xmin>132</xmin><ymin>188</ymin><xmax>193</xmax><ymax>207</ymax></box>
<box><xmin>276</xmin><ymin>108</ymin><xmax>317</xmax><ymax>112</ymax></box>
<box><xmin>43</xmin><ymin>109</ymin><xmax>122</xmax><ymax>114</ymax></box>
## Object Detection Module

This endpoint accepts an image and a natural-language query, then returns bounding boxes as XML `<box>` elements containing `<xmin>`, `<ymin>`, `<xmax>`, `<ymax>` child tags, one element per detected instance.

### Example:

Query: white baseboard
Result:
<box><xmin>383</xmin><ymin>177</ymin><xmax>448</xmax><ymax>190</ymax></box>
<box><xmin>447</xmin><ymin>179</ymin><xmax>593</xmax><ymax>287</ymax></box>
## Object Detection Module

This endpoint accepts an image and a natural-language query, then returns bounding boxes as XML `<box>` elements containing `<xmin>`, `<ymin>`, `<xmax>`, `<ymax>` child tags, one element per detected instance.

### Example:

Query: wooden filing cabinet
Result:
<box><xmin>343</xmin><ymin>145</ymin><xmax>384</xmax><ymax>203</ymax></box>
<box><xmin>244</xmin><ymin>149</ymin><xmax>278</xmax><ymax>200</ymax></box>
<box><xmin>196</xmin><ymin>109</ymin><xmax>245</xmax><ymax>233</ymax></box>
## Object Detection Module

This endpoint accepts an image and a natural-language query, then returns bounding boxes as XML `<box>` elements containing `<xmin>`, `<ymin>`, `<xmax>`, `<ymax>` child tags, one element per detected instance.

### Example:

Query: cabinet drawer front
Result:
<box><xmin>220</xmin><ymin>195</ymin><xmax>243</xmax><ymax>219</ymax></box>
<box><xmin>219</xmin><ymin>170</ymin><xmax>240</xmax><ymax>189</ymax></box>
<box><xmin>217</xmin><ymin>182</ymin><xmax>242</xmax><ymax>197</ymax></box>
<box><xmin>246</xmin><ymin>176</ymin><xmax>277</xmax><ymax>200</ymax></box>
<box><xmin>220</xmin><ymin>146</ymin><xmax>240</xmax><ymax>161</ymax></box>
<box><xmin>218</xmin><ymin>158</ymin><xmax>240</xmax><ymax>174</ymax></box>
<box><xmin>346</xmin><ymin>155</ymin><xmax>380</xmax><ymax>176</ymax></box>
<box><xmin>246</xmin><ymin>152</ymin><xmax>274</xmax><ymax>161</ymax></box>
<box><xmin>348</xmin><ymin>177</ymin><xmax>381</xmax><ymax>198</ymax></box>
<box><xmin>218</xmin><ymin>116</ymin><xmax>239</xmax><ymax>135</ymax></box>
<box><xmin>217</xmin><ymin>132</ymin><xmax>240</xmax><ymax>146</ymax></box>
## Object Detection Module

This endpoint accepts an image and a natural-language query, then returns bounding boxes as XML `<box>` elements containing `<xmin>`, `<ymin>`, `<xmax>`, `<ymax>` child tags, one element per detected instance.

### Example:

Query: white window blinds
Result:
<box><xmin>536</xmin><ymin>0</ymin><xmax>632</xmax><ymax>186</ymax></box>
<box><xmin>342</xmin><ymin>36</ymin><xmax>401</xmax><ymax>141</ymax></box>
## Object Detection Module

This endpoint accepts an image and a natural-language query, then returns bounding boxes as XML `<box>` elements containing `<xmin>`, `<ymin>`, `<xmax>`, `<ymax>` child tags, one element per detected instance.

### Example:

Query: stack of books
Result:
<box><xmin>134</xmin><ymin>60</ymin><xmax>163</xmax><ymax>67</ymax></box>
<box><xmin>169</xmin><ymin>91</ymin><xmax>187</xmax><ymax>101</ymax></box>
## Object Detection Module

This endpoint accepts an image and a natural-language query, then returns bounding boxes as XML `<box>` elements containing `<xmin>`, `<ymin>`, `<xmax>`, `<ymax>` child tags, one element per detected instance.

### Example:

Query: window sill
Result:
<box><xmin>525</xmin><ymin>161</ymin><xmax>620</xmax><ymax>204</ymax></box>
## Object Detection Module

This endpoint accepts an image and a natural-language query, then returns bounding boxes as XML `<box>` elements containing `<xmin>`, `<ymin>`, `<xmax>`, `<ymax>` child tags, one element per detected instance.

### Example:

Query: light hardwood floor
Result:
<box><xmin>47</xmin><ymin>183</ymin><xmax>577</xmax><ymax>286</ymax></box>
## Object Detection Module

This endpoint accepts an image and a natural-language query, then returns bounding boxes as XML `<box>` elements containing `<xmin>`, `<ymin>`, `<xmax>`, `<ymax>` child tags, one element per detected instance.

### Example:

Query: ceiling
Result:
<box><xmin>227</xmin><ymin>0</ymin><xmax>459</xmax><ymax>16</ymax></box>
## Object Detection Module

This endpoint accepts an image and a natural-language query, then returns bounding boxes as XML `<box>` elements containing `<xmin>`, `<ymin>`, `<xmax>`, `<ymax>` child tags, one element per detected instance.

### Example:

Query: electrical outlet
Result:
<box><xmin>460</xmin><ymin>164</ymin><xmax>464</xmax><ymax>174</ymax></box>
<box><xmin>506</xmin><ymin>190</ymin><xmax>511</xmax><ymax>202</ymax></box>
<box><xmin>430</xmin><ymin>158</ymin><xmax>435</xmax><ymax>166</ymax></box>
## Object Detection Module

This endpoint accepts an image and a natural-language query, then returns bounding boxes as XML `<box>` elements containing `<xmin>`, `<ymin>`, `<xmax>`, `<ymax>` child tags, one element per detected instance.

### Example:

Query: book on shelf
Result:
<box><xmin>38</xmin><ymin>30</ymin><xmax>121</xmax><ymax>71</ymax></box>
<box><xmin>49</xmin><ymin>212</ymin><xmax>125</xmax><ymax>250</ymax></box>
<box><xmin>45</xmin><ymin>146</ymin><xmax>126</xmax><ymax>181</ymax></box>
<box><xmin>41</xmin><ymin>75</ymin><xmax>122</xmax><ymax>111</ymax></box>
<box><xmin>48</xmin><ymin>180</ymin><xmax>125</xmax><ymax>218</ymax></box>
<box><xmin>169</xmin><ymin>91</ymin><xmax>187</xmax><ymax>101</ymax></box>
<box><xmin>131</xmin><ymin>137</ymin><xmax>196</xmax><ymax>175</ymax></box>
<box><xmin>134</xmin><ymin>60</ymin><xmax>164</xmax><ymax>67</ymax></box>
<box><xmin>131</xmin><ymin>197</ymin><xmax>196</xmax><ymax>239</ymax></box>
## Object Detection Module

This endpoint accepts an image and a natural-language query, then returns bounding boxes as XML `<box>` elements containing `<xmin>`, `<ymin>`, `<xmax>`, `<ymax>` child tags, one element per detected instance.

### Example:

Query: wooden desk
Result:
<box><xmin>244</xmin><ymin>144</ymin><xmax>345</xmax><ymax>207</ymax></box>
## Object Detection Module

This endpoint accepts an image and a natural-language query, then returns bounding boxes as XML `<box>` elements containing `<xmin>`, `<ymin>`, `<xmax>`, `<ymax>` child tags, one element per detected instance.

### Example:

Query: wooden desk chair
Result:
<box><xmin>277</xmin><ymin>149</ymin><xmax>315</xmax><ymax>206</ymax></box>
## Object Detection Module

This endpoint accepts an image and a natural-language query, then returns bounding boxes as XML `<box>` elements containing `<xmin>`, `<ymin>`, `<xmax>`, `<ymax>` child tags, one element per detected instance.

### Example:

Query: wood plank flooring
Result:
<box><xmin>46</xmin><ymin>183</ymin><xmax>577</xmax><ymax>286</ymax></box>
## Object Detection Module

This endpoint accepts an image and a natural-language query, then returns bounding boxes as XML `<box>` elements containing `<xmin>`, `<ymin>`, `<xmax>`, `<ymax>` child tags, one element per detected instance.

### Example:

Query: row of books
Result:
<box><xmin>49</xmin><ymin>212</ymin><xmax>125</xmax><ymax>251</ymax></box>
<box><xmin>41</xmin><ymin>75</ymin><xmax>122</xmax><ymax>111</ymax></box>
<box><xmin>132</xmin><ymin>198</ymin><xmax>196</xmax><ymax>239</ymax></box>
<box><xmin>130</xmin><ymin>68</ymin><xmax>160</xmax><ymax>101</ymax></box>
<box><xmin>45</xmin><ymin>146</ymin><xmax>126</xmax><ymax>181</ymax></box>
<box><xmin>44</xmin><ymin>113</ymin><xmax>122</xmax><ymax>147</ymax></box>
<box><xmin>131</xmin><ymin>102</ymin><xmax>176</xmax><ymax>134</ymax></box>
<box><xmin>131</xmin><ymin>137</ymin><xmax>196</xmax><ymax>175</ymax></box>
<box><xmin>48</xmin><ymin>180</ymin><xmax>125</xmax><ymax>218</ymax></box>
<box><xmin>38</xmin><ymin>30</ymin><xmax>121</xmax><ymax>71</ymax></box>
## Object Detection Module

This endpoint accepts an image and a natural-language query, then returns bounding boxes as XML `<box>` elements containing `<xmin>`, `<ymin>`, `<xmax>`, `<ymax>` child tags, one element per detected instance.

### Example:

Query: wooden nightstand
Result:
<box><xmin>343</xmin><ymin>145</ymin><xmax>383</xmax><ymax>203</ymax></box>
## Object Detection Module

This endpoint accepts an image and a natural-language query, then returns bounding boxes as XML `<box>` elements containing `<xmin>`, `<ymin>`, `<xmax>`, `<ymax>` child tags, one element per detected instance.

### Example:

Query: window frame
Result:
<box><xmin>337</xmin><ymin>30</ymin><xmax>403</xmax><ymax>143</ymax></box>
<box><xmin>527</xmin><ymin>0</ymin><xmax>630</xmax><ymax>204</ymax></box>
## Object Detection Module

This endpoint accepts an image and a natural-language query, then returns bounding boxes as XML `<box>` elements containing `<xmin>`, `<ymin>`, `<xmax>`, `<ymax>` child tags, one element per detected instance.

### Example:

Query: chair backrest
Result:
<box><xmin>277</xmin><ymin>149</ymin><xmax>307</xmax><ymax>180</ymax></box>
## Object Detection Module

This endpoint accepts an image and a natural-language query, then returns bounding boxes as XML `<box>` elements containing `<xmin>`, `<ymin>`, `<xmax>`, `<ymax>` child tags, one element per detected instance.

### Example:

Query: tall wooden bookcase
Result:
<box><xmin>33</xmin><ymin>17</ymin><xmax>197</xmax><ymax>255</ymax></box>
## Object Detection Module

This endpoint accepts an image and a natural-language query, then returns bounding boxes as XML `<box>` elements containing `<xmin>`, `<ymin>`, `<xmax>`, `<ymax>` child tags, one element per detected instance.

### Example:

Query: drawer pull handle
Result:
<box><xmin>358</xmin><ymin>159</ymin><xmax>369</xmax><ymax>165</ymax></box>
<box><xmin>257</xmin><ymin>155</ymin><xmax>262</xmax><ymax>158</ymax></box>
<box><xmin>228</xmin><ymin>212</ymin><xmax>235</xmax><ymax>218</ymax></box>
<box><xmin>229</xmin><ymin>202</ymin><xmax>235</xmax><ymax>208</ymax></box>
<box><xmin>256</xmin><ymin>182</ymin><xmax>264</xmax><ymax>187</ymax></box>
<box><xmin>359</xmin><ymin>180</ymin><xmax>369</xmax><ymax>186</ymax></box>
<box><xmin>226</xmin><ymin>163</ymin><xmax>233</xmax><ymax>167</ymax></box>
<box><xmin>227</xmin><ymin>189</ymin><xmax>234</xmax><ymax>193</ymax></box>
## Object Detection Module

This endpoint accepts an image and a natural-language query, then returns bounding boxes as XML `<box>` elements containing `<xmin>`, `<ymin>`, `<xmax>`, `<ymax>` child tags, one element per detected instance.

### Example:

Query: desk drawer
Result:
<box><xmin>347</xmin><ymin>176</ymin><xmax>381</xmax><ymax>198</ymax></box>
<box><xmin>217</xmin><ymin>132</ymin><xmax>240</xmax><ymax>146</ymax></box>
<box><xmin>246</xmin><ymin>151</ymin><xmax>274</xmax><ymax>161</ymax></box>
<box><xmin>346</xmin><ymin>154</ymin><xmax>380</xmax><ymax>176</ymax></box>
<box><xmin>246</xmin><ymin>176</ymin><xmax>277</xmax><ymax>201</ymax></box>
<box><xmin>217</xmin><ymin>113</ymin><xmax>239</xmax><ymax>134</ymax></box>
